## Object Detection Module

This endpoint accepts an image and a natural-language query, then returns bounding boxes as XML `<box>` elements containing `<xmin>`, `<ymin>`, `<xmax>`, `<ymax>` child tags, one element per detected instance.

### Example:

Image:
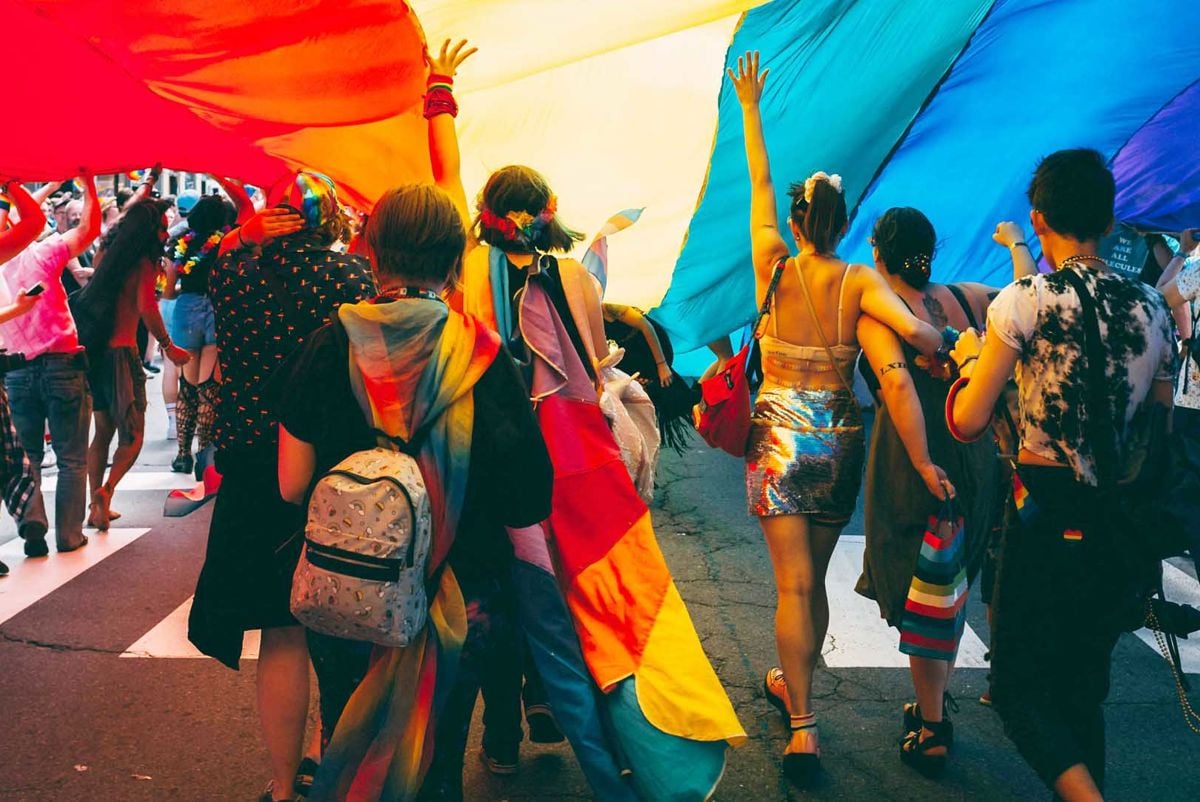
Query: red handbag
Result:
<box><xmin>694</xmin><ymin>260</ymin><xmax>785</xmax><ymax>457</ymax></box>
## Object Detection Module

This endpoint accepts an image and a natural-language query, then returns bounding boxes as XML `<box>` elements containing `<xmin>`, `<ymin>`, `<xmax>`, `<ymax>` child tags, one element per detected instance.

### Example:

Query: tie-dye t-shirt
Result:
<box><xmin>1171</xmin><ymin>257</ymin><xmax>1200</xmax><ymax>411</ymax></box>
<box><xmin>987</xmin><ymin>265</ymin><xmax>1177</xmax><ymax>486</ymax></box>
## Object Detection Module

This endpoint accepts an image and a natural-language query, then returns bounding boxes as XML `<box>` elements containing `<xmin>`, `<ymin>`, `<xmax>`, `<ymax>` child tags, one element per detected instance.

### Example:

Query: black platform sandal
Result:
<box><xmin>902</xmin><ymin>691</ymin><xmax>959</xmax><ymax>736</ymax></box>
<box><xmin>782</xmin><ymin>713</ymin><xmax>821</xmax><ymax>787</ymax></box>
<box><xmin>293</xmin><ymin>756</ymin><xmax>319</xmax><ymax>797</ymax></box>
<box><xmin>899</xmin><ymin>718</ymin><xmax>953</xmax><ymax>779</ymax></box>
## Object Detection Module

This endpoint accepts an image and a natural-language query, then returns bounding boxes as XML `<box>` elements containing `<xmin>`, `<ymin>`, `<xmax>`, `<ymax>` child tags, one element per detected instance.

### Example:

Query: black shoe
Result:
<box><xmin>293</xmin><ymin>757</ymin><xmax>318</xmax><ymax>797</ymax></box>
<box><xmin>782</xmin><ymin>714</ymin><xmax>821</xmax><ymax>789</ymax></box>
<box><xmin>23</xmin><ymin>532</ymin><xmax>49</xmax><ymax>558</ymax></box>
<box><xmin>526</xmin><ymin>704</ymin><xmax>565</xmax><ymax>744</ymax></box>
<box><xmin>143</xmin><ymin>362</ymin><xmax>161</xmax><ymax>374</ymax></box>
<box><xmin>900</xmin><ymin>718</ymin><xmax>953</xmax><ymax>779</ymax></box>
<box><xmin>58</xmin><ymin>535</ymin><xmax>88</xmax><ymax>553</ymax></box>
<box><xmin>479</xmin><ymin>740</ymin><xmax>519</xmax><ymax>776</ymax></box>
<box><xmin>171</xmin><ymin>454</ymin><xmax>194</xmax><ymax>474</ymax></box>
<box><xmin>0</xmin><ymin>559</ymin><xmax>8</xmax><ymax>576</ymax></box>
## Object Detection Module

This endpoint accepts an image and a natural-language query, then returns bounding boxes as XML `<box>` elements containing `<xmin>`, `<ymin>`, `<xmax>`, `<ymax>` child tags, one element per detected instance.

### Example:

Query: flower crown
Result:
<box><xmin>803</xmin><ymin>171</ymin><xmax>843</xmax><ymax>203</ymax></box>
<box><xmin>480</xmin><ymin>196</ymin><xmax>558</xmax><ymax>246</ymax></box>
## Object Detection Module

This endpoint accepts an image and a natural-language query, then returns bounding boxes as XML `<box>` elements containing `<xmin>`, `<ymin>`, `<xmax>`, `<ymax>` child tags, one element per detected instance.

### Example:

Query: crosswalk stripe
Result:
<box><xmin>35</xmin><ymin>471</ymin><xmax>197</xmax><ymax>492</ymax></box>
<box><xmin>1135</xmin><ymin>560</ymin><xmax>1200</xmax><ymax>674</ymax></box>
<box><xmin>823</xmin><ymin>536</ymin><xmax>989</xmax><ymax>668</ymax></box>
<box><xmin>121</xmin><ymin>596</ymin><xmax>260</xmax><ymax>660</ymax></box>
<box><xmin>0</xmin><ymin>528</ymin><xmax>151</xmax><ymax>626</ymax></box>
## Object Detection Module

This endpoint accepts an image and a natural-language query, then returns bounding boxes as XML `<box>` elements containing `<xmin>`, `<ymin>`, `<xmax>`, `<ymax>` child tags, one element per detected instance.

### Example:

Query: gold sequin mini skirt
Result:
<box><xmin>746</xmin><ymin>387</ymin><xmax>865</xmax><ymax>525</ymax></box>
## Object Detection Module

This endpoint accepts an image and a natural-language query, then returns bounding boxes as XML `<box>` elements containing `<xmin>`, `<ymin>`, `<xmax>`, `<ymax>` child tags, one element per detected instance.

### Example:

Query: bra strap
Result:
<box><xmin>946</xmin><ymin>283</ymin><xmax>980</xmax><ymax>330</ymax></box>
<box><xmin>795</xmin><ymin>260</ymin><xmax>856</xmax><ymax>396</ymax></box>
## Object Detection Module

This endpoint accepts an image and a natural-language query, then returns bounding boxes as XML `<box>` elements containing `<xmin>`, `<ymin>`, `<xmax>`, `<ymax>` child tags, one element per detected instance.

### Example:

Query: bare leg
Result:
<box><xmin>1054</xmin><ymin>764</ymin><xmax>1104</xmax><ymax>802</ymax></box>
<box><xmin>257</xmin><ymin>626</ymin><xmax>311</xmax><ymax>801</ymax></box>
<box><xmin>103</xmin><ymin>417</ymin><xmax>145</xmax><ymax>503</ymax></box>
<box><xmin>87</xmin><ymin>413</ymin><xmax>117</xmax><ymax>529</ymax></box>
<box><xmin>909</xmin><ymin>656</ymin><xmax>951</xmax><ymax>754</ymax></box>
<box><xmin>760</xmin><ymin>515</ymin><xmax>842</xmax><ymax>755</ymax></box>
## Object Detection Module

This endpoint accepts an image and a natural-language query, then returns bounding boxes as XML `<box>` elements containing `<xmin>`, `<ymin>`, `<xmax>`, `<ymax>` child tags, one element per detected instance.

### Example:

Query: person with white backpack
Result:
<box><xmin>272</xmin><ymin>180</ymin><xmax>552</xmax><ymax>800</ymax></box>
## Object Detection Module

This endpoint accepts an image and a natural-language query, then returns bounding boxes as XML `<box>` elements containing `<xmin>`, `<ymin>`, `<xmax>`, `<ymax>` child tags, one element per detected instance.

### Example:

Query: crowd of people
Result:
<box><xmin>0</xmin><ymin>40</ymin><xmax>1197</xmax><ymax>802</ymax></box>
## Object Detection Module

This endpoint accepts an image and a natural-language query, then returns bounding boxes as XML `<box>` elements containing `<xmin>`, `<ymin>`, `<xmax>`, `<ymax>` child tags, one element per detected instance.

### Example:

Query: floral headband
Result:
<box><xmin>803</xmin><ymin>171</ymin><xmax>844</xmax><ymax>203</ymax></box>
<box><xmin>480</xmin><ymin>196</ymin><xmax>558</xmax><ymax>246</ymax></box>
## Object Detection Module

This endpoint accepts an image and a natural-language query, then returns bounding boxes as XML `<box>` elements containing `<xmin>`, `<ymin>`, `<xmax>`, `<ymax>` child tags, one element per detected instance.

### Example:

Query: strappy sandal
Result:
<box><xmin>783</xmin><ymin>712</ymin><xmax>821</xmax><ymax>787</ymax></box>
<box><xmin>899</xmin><ymin>717</ymin><xmax>953</xmax><ymax>778</ymax></box>
<box><xmin>902</xmin><ymin>691</ymin><xmax>959</xmax><ymax>736</ymax></box>
<box><xmin>293</xmin><ymin>756</ymin><xmax>318</xmax><ymax>797</ymax></box>
<box><xmin>763</xmin><ymin>667</ymin><xmax>791</xmax><ymax>721</ymax></box>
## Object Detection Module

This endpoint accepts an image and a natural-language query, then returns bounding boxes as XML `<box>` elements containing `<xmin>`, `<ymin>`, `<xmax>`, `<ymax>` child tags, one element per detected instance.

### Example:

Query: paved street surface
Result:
<box><xmin>2</xmin><ymin>370</ymin><xmax>1198</xmax><ymax>801</ymax></box>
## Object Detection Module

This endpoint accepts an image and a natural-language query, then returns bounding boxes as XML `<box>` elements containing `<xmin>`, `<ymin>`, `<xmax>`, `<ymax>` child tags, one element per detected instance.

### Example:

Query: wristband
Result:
<box><xmin>945</xmin><ymin>376</ymin><xmax>990</xmax><ymax>443</ymax></box>
<box><xmin>1010</xmin><ymin>241</ymin><xmax>1030</xmax><ymax>251</ymax></box>
<box><xmin>424</xmin><ymin>85</ymin><xmax>458</xmax><ymax>119</ymax></box>
<box><xmin>427</xmin><ymin>73</ymin><xmax>454</xmax><ymax>87</ymax></box>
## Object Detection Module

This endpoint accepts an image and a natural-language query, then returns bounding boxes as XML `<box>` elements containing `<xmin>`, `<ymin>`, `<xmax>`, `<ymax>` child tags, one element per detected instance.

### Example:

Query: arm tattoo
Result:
<box><xmin>922</xmin><ymin>291</ymin><xmax>949</xmax><ymax>328</ymax></box>
<box><xmin>879</xmin><ymin>361</ymin><xmax>908</xmax><ymax>377</ymax></box>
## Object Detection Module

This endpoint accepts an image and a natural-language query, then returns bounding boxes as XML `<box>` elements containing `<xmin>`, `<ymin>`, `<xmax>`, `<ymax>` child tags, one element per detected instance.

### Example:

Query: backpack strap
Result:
<box><xmin>1057</xmin><ymin>268</ymin><xmax>1119</xmax><ymax>486</ymax></box>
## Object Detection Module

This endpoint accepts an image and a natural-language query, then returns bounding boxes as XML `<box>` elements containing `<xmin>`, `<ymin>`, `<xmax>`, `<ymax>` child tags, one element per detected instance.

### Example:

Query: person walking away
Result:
<box><xmin>853</xmin><ymin>207</ymin><xmax>1000</xmax><ymax>776</ymax></box>
<box><xmin>81</xmin><ymin>200</ymin><xmax>190</xmax><ymax>529</ymax></box>
<box><xmin>272</xmin><ymin>181</ymin><xmax>554</xmax><ymax>802</ymax></box>
<box><xmin>726</xmin><ymin>52</ymin><xmax>945</xmax><ymax>787</ymax></box>
<box><xmin>0</xmin><ymin>176</ymin><xmax>102</xmax><ymax>555</ymax></box>
<box><xmin>187</xmin><ymin>172</ymin><xmax>373</xmax><ymax>802</ymax></box>
<box><xmin>948</xmin><ymin>149</ymin><xmax>1177</xmax><ymax>801</ymax></box>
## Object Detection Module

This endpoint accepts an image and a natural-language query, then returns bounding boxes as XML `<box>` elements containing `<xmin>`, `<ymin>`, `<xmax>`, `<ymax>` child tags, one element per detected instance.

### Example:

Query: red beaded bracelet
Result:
<box><xmin>424</xmin><ymin>86</ymin><xmax>458</xmax><ymax>119</ymax></box>
<box><xmin>945</xmin><ymin>376</ymin><xmax>990</xmax><ymax>443</ymax></box>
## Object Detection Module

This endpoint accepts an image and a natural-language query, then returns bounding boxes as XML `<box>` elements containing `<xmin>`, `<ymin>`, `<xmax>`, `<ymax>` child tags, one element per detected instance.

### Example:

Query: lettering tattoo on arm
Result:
<box><xmin>879</xmin><ymin>361</ymin><xmax>908</xmax><ymax>377</ymax></box>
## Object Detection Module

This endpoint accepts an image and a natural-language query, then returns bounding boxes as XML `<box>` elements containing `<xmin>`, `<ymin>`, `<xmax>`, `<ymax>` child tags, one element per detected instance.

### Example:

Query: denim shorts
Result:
<box><xmin>171</xmin><ymin>292</ymin><xmax>216</xmax><ymax>350</ymax></box>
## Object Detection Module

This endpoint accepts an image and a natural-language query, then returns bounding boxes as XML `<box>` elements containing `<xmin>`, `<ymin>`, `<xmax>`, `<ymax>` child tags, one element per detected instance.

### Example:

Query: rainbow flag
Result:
<box><xmin>581</xmin><ymin>208</ymin><xmax>643</xmax><ymax>294</ymax></box>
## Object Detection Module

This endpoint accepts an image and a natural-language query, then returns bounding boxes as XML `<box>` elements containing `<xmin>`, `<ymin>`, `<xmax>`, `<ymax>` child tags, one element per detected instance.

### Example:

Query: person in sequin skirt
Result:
<box><xmin>728</xmin><ymin>53</ymin><xmax>946</xmax><ymax>787</ymax></box>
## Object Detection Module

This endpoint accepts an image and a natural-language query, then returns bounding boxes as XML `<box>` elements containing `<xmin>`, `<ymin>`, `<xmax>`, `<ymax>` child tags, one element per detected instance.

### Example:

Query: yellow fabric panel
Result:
<box><xmin>634</xmin><ymin>582</ymin><xmax>748</xmax><ymax>745</ymax></box>
<box><xmin>418</xmin><ymin>2</ymin><xmax>762</xmax><ymax>308</ymax></box>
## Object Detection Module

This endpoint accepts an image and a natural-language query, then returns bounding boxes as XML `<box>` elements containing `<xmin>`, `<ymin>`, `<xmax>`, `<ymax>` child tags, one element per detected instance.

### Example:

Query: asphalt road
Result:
<box><xmin>1</xmin><ymin>372</ymin><xmax>1197</xmax><ymax>801</ymax></box>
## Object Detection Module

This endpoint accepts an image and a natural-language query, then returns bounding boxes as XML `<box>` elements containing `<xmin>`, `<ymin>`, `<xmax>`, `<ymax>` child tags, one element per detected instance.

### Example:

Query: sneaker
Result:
<box><xmin>479</xmin><ymin>741</ymin><xmax>519</xmax><ymax>776</ymax></box>
<box><xmin>41</xmin><ymin>445</ymin><xmax>56</xmax><ymax>469</ymax></box>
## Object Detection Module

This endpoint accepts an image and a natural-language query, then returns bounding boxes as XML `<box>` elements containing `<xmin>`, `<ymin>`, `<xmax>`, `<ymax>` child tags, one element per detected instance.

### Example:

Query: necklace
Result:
<box><xmin>376</xmin><ymin>286</ymin><xmax>444</xmax><ymax>303</ymax></box>
<box><xmin>1058</xmin><ymin>254</ymin><xmax>1109</xmax><ymax>272</ymax></box>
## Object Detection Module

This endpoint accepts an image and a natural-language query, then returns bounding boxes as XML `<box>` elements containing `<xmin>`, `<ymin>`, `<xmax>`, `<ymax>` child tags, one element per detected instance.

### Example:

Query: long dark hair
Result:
<box><xmin>872</xmin><ymin>207</ymin><xmax>937</xmax><ymax>289</ymax></box>
<box><xmin>175</xmin><ymin>195</ymin><xmax>234</xmax><ymax>268</ymax></box>
<box><xmin>88</xmin><ymin>200</ymin><xmax>167</xmax><ymax>308</ymax></box>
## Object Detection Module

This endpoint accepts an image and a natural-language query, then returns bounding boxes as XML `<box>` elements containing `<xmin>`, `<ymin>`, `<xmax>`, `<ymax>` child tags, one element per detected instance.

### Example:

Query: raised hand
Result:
<box><xmin>1179</xmin><ymin>228</ymin><xmax>1199</xmax><ymax>256</ymax></box>
<box><xmin>727</xmin><ymin>50</ymin><xmax>769</xmax><ymax>107</ymax></box>
<box><xmin>992</xmin><ymin>221</ymin><xmax>1025</xmax><ymax>249</ymax></box>
<box><xmin>427</xmin><ymin>38</ymin><xmax>478</xmax><ymax>79</ymax></box>
<box><xmin>239</xmin><ymin>208</ymin><xmax>304</xmax><ymax>247</ymax></box>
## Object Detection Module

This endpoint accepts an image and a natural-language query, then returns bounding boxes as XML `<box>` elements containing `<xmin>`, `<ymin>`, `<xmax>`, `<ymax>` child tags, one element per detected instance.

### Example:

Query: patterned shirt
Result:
<box><xmin>988</xmin><ymin>265</ymin><xmax>1176</xmax><ymax>485</ymax></box>
<box><xmin>1171</xmin><ymin>257</ymin><xmax>1200</xmax><ymax>410</ymax></box>
<box><xmin>209</xmin><ymin>232</ymin><xmax>376</xmax><ymax>469</ymax></box>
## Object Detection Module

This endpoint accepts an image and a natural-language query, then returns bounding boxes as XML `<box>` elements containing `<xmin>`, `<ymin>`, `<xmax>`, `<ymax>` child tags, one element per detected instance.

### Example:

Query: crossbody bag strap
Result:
<box><xmin>1058</xmin><ymin>268</ymin><xmax>1119</xmax><ymax>486</ymax></box>
<box><xmin>795</xmin><ymin>261</ymin><xmax>855</xmax><ymax>396</ymax></box>
<box><xmin>752</xmin><ymin>258</ymin><xmax>787</xmax><ymax>339</ymax></box>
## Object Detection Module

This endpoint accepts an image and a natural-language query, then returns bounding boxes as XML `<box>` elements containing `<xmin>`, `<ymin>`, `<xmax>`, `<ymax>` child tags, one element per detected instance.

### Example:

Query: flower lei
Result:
<box><xmin>803</xmin><ymin>171</ymin><xmax>844</xmax><ymax>203</ymax></box>
<box><xmin>173</xmin><ymin>227</ymin><xmax>228</xmax><ymax>275</ymax></box>
<box><xmin>479</xmin><ymin>196</ymin><xmax>557</xmax><ymax>247</ymax></box>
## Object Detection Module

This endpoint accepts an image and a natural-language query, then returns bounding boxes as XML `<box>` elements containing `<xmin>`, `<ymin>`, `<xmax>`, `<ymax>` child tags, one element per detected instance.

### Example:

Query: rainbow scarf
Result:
<box><xmin>309</xmin><ymin>297</ymin><xmax>499</xmax><ymax>802</ymax></box>
<box><xmin>464</xmin><ymin>253</ymin><xmax>745</xmax><ymax>799</ymax></box>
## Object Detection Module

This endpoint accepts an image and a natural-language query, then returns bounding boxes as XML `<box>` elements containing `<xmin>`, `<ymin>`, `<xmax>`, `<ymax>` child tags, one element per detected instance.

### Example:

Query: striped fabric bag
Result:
<box><xmin>899</xmin><ymin>501</ymin><xmax>969</xmax><ymax>662</ymax></box>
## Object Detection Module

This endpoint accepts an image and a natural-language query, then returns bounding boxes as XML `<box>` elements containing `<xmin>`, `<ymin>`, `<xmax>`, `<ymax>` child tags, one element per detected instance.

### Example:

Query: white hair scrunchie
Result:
<box><xmin>803</xmin><ymin>171</ymin><xmax>844</xmax><ymax>203</ymax></box>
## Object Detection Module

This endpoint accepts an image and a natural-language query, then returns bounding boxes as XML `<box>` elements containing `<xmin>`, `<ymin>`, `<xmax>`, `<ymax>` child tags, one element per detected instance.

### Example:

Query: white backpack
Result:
<box><xmin>290</xmin><ymin>443</ymin><xmax>433</xmax><ymax>647</ymax></box>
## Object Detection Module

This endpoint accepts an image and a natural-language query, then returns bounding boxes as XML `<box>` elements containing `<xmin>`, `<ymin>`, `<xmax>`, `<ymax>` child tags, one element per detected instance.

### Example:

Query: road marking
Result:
<box><xmin>823</xmin><ymin>536</ymin><xmax>989</xmax><ymax>669</ymax></box>
<box><xmin>0</xmin><ymin>528</ymin><xmax>151</xmax><ymax>626</ymax></box>
<box><xmin>1135</xmin><ymin>560</ymin><xmax>1200</xmax><ymax>674</ymax></box>
<box><xmin>122</xmin><ymin>596</ymin><xmax>260</xmax><ymax>660</ymax></box>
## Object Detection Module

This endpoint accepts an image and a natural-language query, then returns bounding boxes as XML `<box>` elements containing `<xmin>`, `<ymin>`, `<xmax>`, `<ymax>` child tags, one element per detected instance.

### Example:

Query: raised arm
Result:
<box><xmin>30</xmin><ymin>181</ymin><xmax>67</xmax><ymax>206</ymax></box>
<box><xmin>858</xmin><ymin>315</ymin><xmax>953</xmax><ymax>500</ymax></box>
<box><xmin>128</xmin><ymin>163</ymin><xmax>162</xmax><ymax>208</ymax></box>
<box><xmin>728</xmin><ymin>51</ymin><xmax>789</xmax><ymax>278</ymax></box>
<box><xmin>858</xmin><ymin>266</ymin><xmax>943</xmax><ymax>356</ymax></box>
<box><xmin>216</xmin><ymin>208</ymin><xmax>304</xmax><ymax>257</ymax></box>
<box><xmin>993</xmin><ymin>221</ymin><xmax>1039</xmax><ymax>279</ymax></box>
<box><xmin>60</xmin><ymin>176</ymin><xmax>100</xmax><ymax>259</ymax></box>
<box><xmin>0</xmin><ymin>183</ymin><xmax>48</xmax><ymax>263</ymax></box>
<box><xmin>1158</xmin><ymin>229</ymin><xmax>1198</xmax><ymax>304</ymax></box>
<box><xmin>216</xmin><ymin>177</ymin><xmax>255</xmax><ymax>224</ymax></box>
<box><xmin>426</xmin><ymin>39</ymin><xmax>477</xmax><ymax>246</ymax></box>
<box><xmin>606</xmin><ymin>303</ymin><xmax>672</xmax><ymax>386</ymax></box>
